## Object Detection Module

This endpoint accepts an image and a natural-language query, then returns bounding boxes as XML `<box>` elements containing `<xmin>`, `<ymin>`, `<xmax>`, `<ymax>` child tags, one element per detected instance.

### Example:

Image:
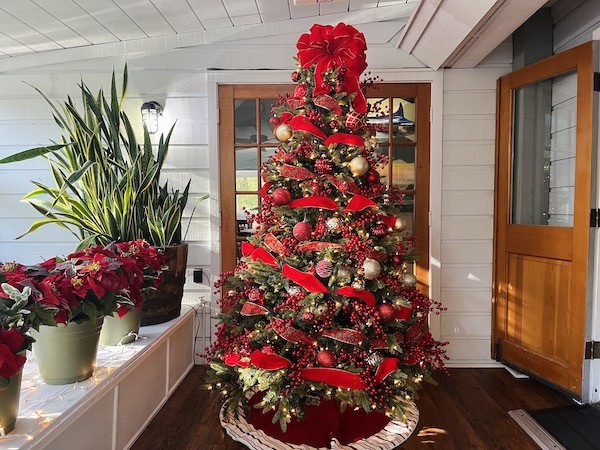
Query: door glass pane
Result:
<box><xmin>235</xmin><ymin>147</ymin><xmax>258</xmax><ymax>191</ymax></box>
<box><xmin>397</xmin><ymin>194</ymin><xmax>414</xmax><ymax>235</ymax></box>
<box><xmin>391</xmin><ymin>98</ymin><xmax>416</xmax><ymax>143</ymax></box>
<box><xmin>236</xmin><ymin>194</ymin><xmax>259</xmax><ymax>238</ymax></box>
<box><xmin>367</xmin><ymin>98</ymin><xmax>391</xmax><ymax>142</ymax></box>
<box><xmin>376</xmin><ymin>145</ymin><xmax>389</xmax><ymax>183</ymax></box>
<box><xmin>261</xmin><ymin>98</ymin><xmax>278</xmax><ymax>144</ymax></box>
<box><xmin>235</xmin><ymin>99</ymin><xmax>257</xmax><ymax>144</ymax></box>
<box><xmin>392</xmin><ymin>146</ymin><xmax>415</xmax><ymax>189</ymax></box>
<box><xmin>511</xmin><ymin>71</ymin><xmax>577</xmax><ymax>227</ymax></box>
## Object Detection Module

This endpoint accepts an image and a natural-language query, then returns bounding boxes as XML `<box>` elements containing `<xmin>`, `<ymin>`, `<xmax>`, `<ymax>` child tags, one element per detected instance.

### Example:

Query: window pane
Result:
<box><xmin>367</xmin><ymin>97</ymin><xmax>391</xmax><ymax>142</ymax></box>
<box><xmin>391</xmin><ymin>98</ymin><xmax>416</xmax><ymax>143</ymax></box>
<box><xmin>391</xmin><ymin>146</ymin><xmax>415</xmax><ymax>190</ymax></box>
<box><xmin>236</xmin><ymin>194</ymin><xmax>259</xmax><ymax>238</ymax></box>
<box><xmin>261</xmin><ymin>147</ymin><xmax>276</xmax><ymax>166</ymax></box>
<box><xmin>235</xmin><ymin>147</ymin><xmax>258</xmax><ymax>191</ymax></box>
<box><xmin>235</xmin><ymin>99</ymin><xmax>257</xmax><ymax>144</ymax></box>
<box><xmin>376</xmin><ymin>145</ymin><xmax>389</xmax><ymax>184</ymax></box>
<box><xmin>260</xmin><ymin>98</ymin><xmax>279</xmax><ymax>144</ymax></box>
<box><xmin>511</xmin><ymin>71</ymin><xmax>576</xmax><ymax>226</ymax></box>
<box><xmin>396</xmin><ymin>194</ymin><xmax>414</xmax><ymax>235</ymax></box>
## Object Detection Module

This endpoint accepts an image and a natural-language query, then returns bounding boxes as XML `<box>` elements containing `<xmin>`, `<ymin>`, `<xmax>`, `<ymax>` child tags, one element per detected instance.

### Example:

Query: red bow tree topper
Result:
<box><xmin>296</xmin><ymin>23</ymin><xmax>368</xmax><ymax>113</ymax></box>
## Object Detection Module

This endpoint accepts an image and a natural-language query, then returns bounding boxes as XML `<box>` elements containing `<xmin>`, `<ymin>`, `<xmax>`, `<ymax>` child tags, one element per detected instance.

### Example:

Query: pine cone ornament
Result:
<box><xmin>316</xmin><ymin>349</ymin><xmax>337</xmax><ymax>367</ymax></box>
<box><xmin>314</xmin><ymin>158</ymin><xmax>333</xmax><ymax>174</ymax></box>
<box><xmin>316</xmin><ymin>260</ymin><xmax>333</xmax><ymax>278</ymax></box>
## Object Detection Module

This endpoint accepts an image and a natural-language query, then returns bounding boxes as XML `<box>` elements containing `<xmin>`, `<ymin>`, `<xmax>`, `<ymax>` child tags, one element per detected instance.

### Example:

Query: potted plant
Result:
<box><xmin>0</xmin><ymin>269</ymin><xmax>60</xmax><ymax>433</ymax></box>
<box><xmin>0</xmin><ymin>66</ymin><xmax>200</xmax><ymax>326</ymax></box>
<box><xmin>0</xmin><ymin>240</ymin><xmax>162</xmax><ymax>384</ymax></box>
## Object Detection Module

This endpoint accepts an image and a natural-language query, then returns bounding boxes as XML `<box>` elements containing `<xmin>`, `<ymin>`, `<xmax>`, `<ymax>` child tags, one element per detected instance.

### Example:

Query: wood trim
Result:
<box><xmin>415</xmin><ymin>83</ymin><xmax>431</xmax><ymax>292</ymax></box>
<box><xmin>218</xmin><ymin>85</ymin><xmax>236</xmax><ymax>273</ymax></box>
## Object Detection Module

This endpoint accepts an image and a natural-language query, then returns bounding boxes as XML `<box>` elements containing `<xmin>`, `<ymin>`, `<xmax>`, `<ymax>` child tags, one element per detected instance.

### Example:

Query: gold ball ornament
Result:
<box><xmin>403</xmin><ymin>273</ymin><xmax>417</xmax><ymax>287</ymax></box>
<box><xmin>362</xmin><ymin>258</ymin><xmax>382</xmax><ymax>280</ymax></box>
<box><xmin>394</xmin><ymin>216</ymin><xmax>407</xmax><ymax>232</ymax></box>
<box><xmin>274</xmin><ymin>123</ymin><xmax>293</xmax><ymax>142</ymax></box>
<box><xmin>336</xmin><ymin>266</ymin><xmax>352</xmax><ymax>282</ymax></box>
<box><xmin>349</xmin><ymin>156</ymin><xmax>369</xmax><ymax>176</ymax></box>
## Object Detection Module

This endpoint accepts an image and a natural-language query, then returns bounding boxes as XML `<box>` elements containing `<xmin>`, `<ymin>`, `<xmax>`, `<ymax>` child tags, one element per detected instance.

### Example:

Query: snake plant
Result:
<box><xmin>0</xmin><ymin>66</ymin><xmax>195</xmax><ymax>248</ymax></box>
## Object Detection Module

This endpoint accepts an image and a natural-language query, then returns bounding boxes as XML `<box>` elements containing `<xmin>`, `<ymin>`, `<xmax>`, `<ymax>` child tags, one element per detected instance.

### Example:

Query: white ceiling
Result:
<box><xmin>0</xmin><ymin>0</ymin><xmax>417</xmax><ymax>59</ymax></box>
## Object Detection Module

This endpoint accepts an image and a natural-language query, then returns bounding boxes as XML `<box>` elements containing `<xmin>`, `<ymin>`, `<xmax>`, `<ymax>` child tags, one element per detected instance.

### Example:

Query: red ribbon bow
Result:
<box><xmin>296</xmin><ymin>23</ymin><xmax>368</xmax><ymax>113</ymax></box>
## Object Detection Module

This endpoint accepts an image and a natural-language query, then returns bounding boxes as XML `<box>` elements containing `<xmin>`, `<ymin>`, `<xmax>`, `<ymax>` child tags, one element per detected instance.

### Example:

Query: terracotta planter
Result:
<box><xmin>0</xmin><ymin>368</ymin><xmax>22</xmax><ymax>435</ymax></box>
<box><xmin>31</xmin><ymin>319</ymin><xmax>103</xmax><ymax>385</ymax></box>
<box><xmin>141</xmin><ymin>243</ymin><xmax>188</xmax><ymax>326</ymax></box>
<box><xmin>99</xmin><ymin>307</ymin><xmax>142</xmax><ymax>346</ymax></box>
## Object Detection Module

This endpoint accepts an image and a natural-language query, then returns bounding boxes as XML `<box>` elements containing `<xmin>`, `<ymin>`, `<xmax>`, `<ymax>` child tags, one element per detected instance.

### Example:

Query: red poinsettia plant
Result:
<box><xmin>0</xmin><ymin>240</ymin><xmax>163</xmax><ymax>386</ymax></box>
<box><xmin>0</xmin><ymin>328</ymin><xmax>28</xmax><ymax>387</ymax></box>
<box><xmin>0</xmin><ymin>240</ymin><xmax>163</xmax><ymax>325</ymax></box>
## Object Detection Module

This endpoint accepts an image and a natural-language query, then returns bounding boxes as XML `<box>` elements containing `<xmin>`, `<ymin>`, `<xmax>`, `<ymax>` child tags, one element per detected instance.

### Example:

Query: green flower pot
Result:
<box><xmin>0</xmin><ymin>369</ymin><xmax>22</xmax><ymax>435</ymax></box>
<box><xmin>31</xmin><ymin>319</ymin><xmax>104</xmax><ymax>385</ymax></box>
<box><xmin>99</xmin><ymin>307</ymin><xmax>142</xmax><ymax>346</ymax></box>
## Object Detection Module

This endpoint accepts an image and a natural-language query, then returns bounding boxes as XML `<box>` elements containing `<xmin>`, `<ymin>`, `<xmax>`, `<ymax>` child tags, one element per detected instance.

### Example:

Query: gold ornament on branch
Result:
<box><xmin>394</xmin><ymin>216</ymin><xmax>407</xmax><ymax>232</ymax></box>
<box><xmin>362</xmin><ymin>258</ymin><xmax>382</xmax><ymax>280</ymax></box>
<box><xmin>274</xmin><ymin>123</ymin><xmax>293</xmax><ymax>142</ymax></box>
<box><xmin>349</xmin><ymin>156</ymin><xmax>369</xmax><ymax>176</ymax></box>
<box><xmin>403</xmin><ymin>273</ymin><xmax>417</xmax><ymax>287</ymax></box>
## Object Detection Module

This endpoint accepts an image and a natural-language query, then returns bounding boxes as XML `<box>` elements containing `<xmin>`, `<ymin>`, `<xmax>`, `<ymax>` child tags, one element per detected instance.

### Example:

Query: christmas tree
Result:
<box><xmin>207</xmin><ymin>23</ymin><xmax>447</xmax><ymax>433</ymax></box>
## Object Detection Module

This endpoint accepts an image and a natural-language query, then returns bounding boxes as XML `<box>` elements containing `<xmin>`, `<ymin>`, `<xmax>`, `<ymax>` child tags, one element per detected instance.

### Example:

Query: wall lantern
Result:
<box><xmin>141</xmin><ymin>101</ymin><xmax>163</xmax><ymax>134</ymax></box>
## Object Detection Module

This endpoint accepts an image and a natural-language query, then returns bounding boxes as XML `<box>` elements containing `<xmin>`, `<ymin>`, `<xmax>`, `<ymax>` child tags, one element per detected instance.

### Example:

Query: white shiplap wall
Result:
<box><xmin>440</xmin><ymin>42</ymin><xmax>512</xmax><ymax>366</ymax></box>
<box><xmin>0</xmin><ymin>32</ymin><xmax>511</xmax><ymax>367</ymax></box>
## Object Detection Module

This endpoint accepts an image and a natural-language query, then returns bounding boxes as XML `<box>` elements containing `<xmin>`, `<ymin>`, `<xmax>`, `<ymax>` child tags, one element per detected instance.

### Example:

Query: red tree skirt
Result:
<box><xmin>220</xmin><ymin>394</ymin><xmax>419</xmax><ymax>450</ymax></box>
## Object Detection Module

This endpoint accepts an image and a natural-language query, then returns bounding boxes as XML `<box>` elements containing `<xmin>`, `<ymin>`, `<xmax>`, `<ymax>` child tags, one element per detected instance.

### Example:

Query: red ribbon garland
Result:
<box><xmin>290</xmin><ymin>115</ymin><xmax>328</xmax><ymax>141</ymax></box>
<box><xmin>240</xmin><ymin>301</ymin><xmax>269</xmax><ymax>316</ymax></box>
<box><xmin>296</xmin><ymin>23</ymin><xmax>368</xmax><ymax>113</ymax></box>
<box><xmin>282</xmin><ymin>264</ymin><xmax>330</xmax><ymax>293</ymax></box>
<box><xmin>224</xmin><ymin>354</ymin><xmax>250</xmax><ymax>368</ymax></box>
<box><xmin>324</xmin><ymin>133</ymin><xmax>364</xmax><ymax>148</ymax></box>
<box><xmin>289</xmin><ymin>195</ymin><xmax>339</xmax><ymax>210</ymax></box>
<box><xmin>251</xmin><ymin>247</ymin><xmax>278</xmax><ymax>268</ymax></box>
<box><xmin>344</xmin><ymin>195</ymin><xmax>377</xmax><ymax>213</ymax></box>
<box><xmin>337</xmin><ymin>286</ymin><xmax>375</xmax><ymax>307</ymax></box>
<box><xmin>241</xmin><ymin>242</ymin><xmax>256</xmax><ymax>256</ymax></box>
<box><xmin>250</xmin><ymin>350</ymin><xmax>292</xmax><ymax>370</ymax></box>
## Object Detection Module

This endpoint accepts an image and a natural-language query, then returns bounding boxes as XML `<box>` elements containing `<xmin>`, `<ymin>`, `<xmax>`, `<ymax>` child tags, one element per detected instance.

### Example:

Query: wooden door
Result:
<box><xmin>493</xmin><ymin>42</ymin><xmax>594</xmax><ymax>396</ymax></box>
<box><xmin>219</xmin><ymin>83</ymin><xmax>431</xmax><ymax>293</ymax></box>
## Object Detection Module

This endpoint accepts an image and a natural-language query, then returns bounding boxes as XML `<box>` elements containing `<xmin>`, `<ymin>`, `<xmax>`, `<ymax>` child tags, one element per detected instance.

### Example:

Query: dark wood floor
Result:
<box><xmin>132</xmin><ymin>366</ymin><xmax>573</xmax><ymax>449</ymax></box>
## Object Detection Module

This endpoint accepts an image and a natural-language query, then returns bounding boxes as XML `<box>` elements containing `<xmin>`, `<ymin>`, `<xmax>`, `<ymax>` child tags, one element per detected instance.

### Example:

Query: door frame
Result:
<box><xmin>492</xmin><ymin>41</ymin><xmax>596</xmax><ymax>399</ymax></box>
<box><xmin>207</xmin><ymin>70</ymin><xmax>444</xmax><ymax>340</ymax></box>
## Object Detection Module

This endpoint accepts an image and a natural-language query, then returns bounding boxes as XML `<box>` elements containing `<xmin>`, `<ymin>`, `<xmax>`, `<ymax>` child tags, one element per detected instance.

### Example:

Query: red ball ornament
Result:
<box><xmin>329</xmin><ymin>120</ymin><xmax>339</xmax><ymax>129</ymax></box>
<box><xmin>378</xmin><ymin>303</ymin><xmax>396</xmax><ymax>322</ymax></box>
<box><xmin>366</xmin><ymin>170</ymin><xmax>380</xmax><ymax>184</ymax></box>
<box><xmin>293</xmin><ymin>221</ymin><xmax>312</xmax><ymax>241</ymax></box>
<box><xmin>345</xmin><ymin>111</ymin><xmax>364</xmax><ymax>130</ymax></box>
<box><xmin>271</xmin><ymin>187</ymin><xmax>292</xmax><ymax>206</ymax></box>
<box><xmin>269</xmin><ymin>117</ymin><xmax>280</xmax><ymax>126</ymax></box>
<box><xmin>316</xmin><ymin>260</ymin><xmax>333</xmax><ymax>278</ymax></box>
<box><xmin>291</xmin><ymin>71</ymin><xmax>300</xmax><ymax>82</ymax></box>
<box><xmin>316</xmin><ymin>349</ymin><xmax>337</xmax><ymax>368</ymax></box>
